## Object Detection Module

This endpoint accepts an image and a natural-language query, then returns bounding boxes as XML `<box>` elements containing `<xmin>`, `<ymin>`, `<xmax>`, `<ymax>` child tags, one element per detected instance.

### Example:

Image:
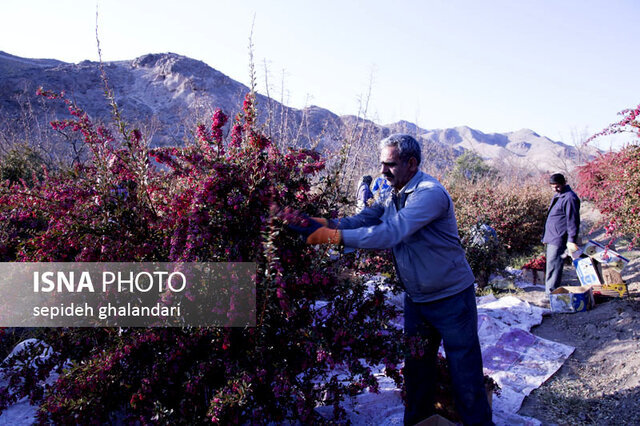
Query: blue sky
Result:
<box><xmin>2</xmin><ymin>0</ymin><xmax>639</xmax><ymax>149</ymax></box>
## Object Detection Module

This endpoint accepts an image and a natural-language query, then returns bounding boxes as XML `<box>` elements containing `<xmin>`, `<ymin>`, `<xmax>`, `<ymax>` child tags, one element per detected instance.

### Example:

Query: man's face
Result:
<box><xmin>550</xmin><ymin>183</ymin><xmax>564</xmax><ymax>193</ymax></box>
<box><xmin>380</xmin><ymin>146</ymin><xmax>417</xmax><ymax>190</ymax></box>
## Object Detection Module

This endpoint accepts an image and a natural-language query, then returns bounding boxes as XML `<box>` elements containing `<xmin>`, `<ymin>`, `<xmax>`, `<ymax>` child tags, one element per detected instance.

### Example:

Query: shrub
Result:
<box><xmin>461</xmin><ymin>223</ymin><xmax>506</xmax><ymax>288</ymax></box>
<box><xmin>579</xmin><ymin>103</ymin><xmax>640</xmax><ymax>245</ymax></box>
<box><xmin>0</xmin><ymin>144</ymin><xmax>46</xmax><ymax>187</ymax></box>
<box><xmin>446</xmin><ymin>175</ymin><xmax>548</xmax><ymax>280</ymax></box>
<box><xmin>448</xmin><ymin>150</ymin><xmax>498</xmax><ymax>183</ymax></box>
<box><xmin>578</xmin><ymin>144</ymin><xmax>640</xmax><ymax>245</ymax></box>
<box><xmin>0</xmin><ymin>90</ymin><xmax>407</xmax><ymax>424</ymax></box>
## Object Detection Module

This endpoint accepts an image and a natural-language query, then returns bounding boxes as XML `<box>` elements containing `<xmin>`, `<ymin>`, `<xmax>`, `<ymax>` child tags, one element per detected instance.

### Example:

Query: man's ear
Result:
<box><xmin>408</xmin><ymin>157</ymin><xmax>419</xmax><ymax>172</ymax></box>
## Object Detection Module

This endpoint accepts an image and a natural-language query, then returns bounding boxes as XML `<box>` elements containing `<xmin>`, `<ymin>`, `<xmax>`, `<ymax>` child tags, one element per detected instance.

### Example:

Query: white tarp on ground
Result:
<box><xmin>478</xmin><ymin>295</ymin><xmax>575</xmax><ymax>425</ymax></box>
<box><xmin>0</xmin><ymin>339</ymin><xmax>56</xmax><ymax>425</ymax></box>
<box><xmin>316</xmin><ymin>281</ymin><xmax>575</xmax><ymax>426</ymax></box>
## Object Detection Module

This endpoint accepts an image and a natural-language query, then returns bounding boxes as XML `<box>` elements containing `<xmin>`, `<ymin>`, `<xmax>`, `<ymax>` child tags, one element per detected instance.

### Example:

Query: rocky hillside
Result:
<box><xmin>0</xmin><ymin>50</ymin><xmax>594</xmax><ymax>172</ymax></box>
<box><xmin>421</xmin><ymin>126</ymin><xmax>594</xmax><ymax>173</ymax></box>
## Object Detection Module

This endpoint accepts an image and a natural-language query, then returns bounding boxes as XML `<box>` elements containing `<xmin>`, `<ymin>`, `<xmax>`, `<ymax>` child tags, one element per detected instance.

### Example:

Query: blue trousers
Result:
<box><xmin>403</xmin><ymin>285</ymin><xmax>493</xmax><ymax>426</ymax></box>
<box><xmin>545</xmin><ymin>243</ymin><xmax>565</xmax><ymax>294</ymax></box>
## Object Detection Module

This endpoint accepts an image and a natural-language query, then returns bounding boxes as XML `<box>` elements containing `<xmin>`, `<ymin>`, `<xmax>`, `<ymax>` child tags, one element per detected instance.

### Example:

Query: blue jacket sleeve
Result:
<box><xmin>565</xmin><ymin>195</ymin><xmax>581</xmax><ymax>243</ymax></box>
<box><xmin>332</xmin><ymin>202</ymin><xmax>385</xmax><ymax>229</ymax></box>
<box><xmin>341</xmin><ymin>184</ymin><xmax>450</xmax><ymax>249</ymax></box>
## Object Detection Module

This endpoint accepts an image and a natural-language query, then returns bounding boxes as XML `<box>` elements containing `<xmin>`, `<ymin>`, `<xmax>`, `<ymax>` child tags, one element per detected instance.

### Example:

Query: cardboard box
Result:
<box><xmin>600</xmin><ymin>264</ymin><xmax>625</xmax><ymax>285</ymax></box>
<box><xmin>583</xmin><ymin>240</ymin><xmax>629</xmax><ymax>272</ymax></box>
<box><xmin>415</xmin><ymin>414</ymin><xmax>457</xmax><ymax>426</ymax></box>
<box><xmin>590</xmin><ymin>283</ymin><xmax>629</xmax><ymax>298</ymax></box>
<box><xmin>573</xmin><ymin>257</ymin><xmax>602</xmax><ymax>286</ymax></box>
<box><xmin>521</xmin><ymin>268</ymin><xmax>545</xmax><ymax>285</ymax></box>
<box><xmin>549</xmin><ymin>286</ymin><xmax>594</xmax><ymax>313</ymax></box>
<box><xmin>415</xmin><ymin>386</ymin><xmax>493</xmax><ymax>425</ymax></box>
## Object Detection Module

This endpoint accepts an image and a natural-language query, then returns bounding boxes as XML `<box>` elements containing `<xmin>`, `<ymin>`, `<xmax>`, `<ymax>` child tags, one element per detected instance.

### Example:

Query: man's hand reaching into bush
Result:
<box><xmin>287</xmin><ymin>213</ymin><xmax>342</xmax><ymax>245</ymax></box>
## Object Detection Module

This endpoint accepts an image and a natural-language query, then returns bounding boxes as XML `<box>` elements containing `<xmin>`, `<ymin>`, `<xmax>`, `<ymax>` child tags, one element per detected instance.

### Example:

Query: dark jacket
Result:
<box><xmin>542</xmin><ymin>185</ymin><xmax>580</xmax><ymax>247</ymax></box>
<box><xmin>356</xmin><ymin>182</ymin><xmax>373</xmax><ymax>210</ymax></box>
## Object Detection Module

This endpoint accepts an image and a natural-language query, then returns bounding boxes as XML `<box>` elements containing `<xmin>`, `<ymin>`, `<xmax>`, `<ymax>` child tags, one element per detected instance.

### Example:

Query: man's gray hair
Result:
<box><xmin>379</xmin><ymin>134</ymin><xmax>422</xmax><ymax>165</ymax></box>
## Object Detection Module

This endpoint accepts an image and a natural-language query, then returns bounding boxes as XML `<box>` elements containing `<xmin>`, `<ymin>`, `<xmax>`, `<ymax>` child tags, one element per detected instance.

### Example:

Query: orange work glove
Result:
<box><xmin>306</xmin><ymin>227</ymin><xmax>342</xmax><ymax>245</ymax></box>
<box><xmin>288</xmin><ymin>214</ymin><xmax>341</xmax><ymax>245</ymax></box>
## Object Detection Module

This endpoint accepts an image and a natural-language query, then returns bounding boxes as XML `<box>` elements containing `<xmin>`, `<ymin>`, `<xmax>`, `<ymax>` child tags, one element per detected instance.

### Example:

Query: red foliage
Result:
<box><xmin>586</xmin><ymin>103</ymin><xmax>640</xmax><ymax>143</ymax></box>
<box><xmin>579</xmin><ymin>103</ymin><xmax>640</xmax><ymax>246</ymax></box>
<box><xmin>0</xmin><ymin>91</ymin><xmax>408</xmax><ymax>424</ymax></box>
<box><xmin>446</xmin><ymin>177</ymin><xmax>549</xmax><ymax>255</ymax></box>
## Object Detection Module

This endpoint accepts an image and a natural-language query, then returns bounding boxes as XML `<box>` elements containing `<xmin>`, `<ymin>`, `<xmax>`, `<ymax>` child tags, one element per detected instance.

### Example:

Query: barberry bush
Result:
<box><xmin>578</xmin><ymin>103</ymin><xmax>640</xmax><ymax>245</ymax></box>
<box><xmin>0</xmin><ymin>90</ymin><xmax>407</xmax><ymax>424</ymax></box>
<box><xmin>445</xmin><ymin>172</ymin><xmax>551</xmax><ymax>260</ymax></box>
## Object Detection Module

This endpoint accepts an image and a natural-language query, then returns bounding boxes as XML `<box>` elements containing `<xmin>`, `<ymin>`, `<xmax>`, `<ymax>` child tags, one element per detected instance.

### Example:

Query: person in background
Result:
<box><xmin>542</xmin><ymin>173</ymin><xmax>581</xmax><ymax>294</ymax></box>
<box><xmin>289</xmin><ymin>134</ymin><xmax>493</xmax><ymax>426</ymax></box>
<box><xmin>371</xmin><ymin>174</ymin><xmax>391</xmax><ymax>200</ymax></box>
<box><xmin>356</xmin><ymin>175</ymin><xmax>374</xmax><ymax>212</ymax></box>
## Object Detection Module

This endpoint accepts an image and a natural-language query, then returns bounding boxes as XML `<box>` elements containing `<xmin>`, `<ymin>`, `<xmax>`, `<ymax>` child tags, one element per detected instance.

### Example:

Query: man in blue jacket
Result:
<box><xmin>291</xmin><ymin>134</ymin><xmax>493</xmax><ymax>425</ymax></box>
<box><xmin>542</xmin><ymin>173</ymin><xmax>581</xmax><ymax>294</ymax></box>
<box><xmin>356</xmin><ymin>175</ymin><xmax>374</xmax><ymax>212</ymax></box>
<box><xmin>371</xmin><ymin>174</ymin><xmax>391</xmax><ymax>200</ymax></box>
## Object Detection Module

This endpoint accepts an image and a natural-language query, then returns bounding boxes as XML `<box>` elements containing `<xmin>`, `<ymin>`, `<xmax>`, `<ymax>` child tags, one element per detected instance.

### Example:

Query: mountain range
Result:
<box><xmin>0</xmin><ymin>50</ymin><xmax>595</xmax><ymax>173</ymax></box>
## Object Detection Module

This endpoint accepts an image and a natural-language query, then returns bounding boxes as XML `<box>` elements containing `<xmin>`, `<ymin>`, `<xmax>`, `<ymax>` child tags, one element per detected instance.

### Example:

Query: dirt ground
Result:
<box><xmin>513</xmin><ymin>207</ymin><xmax>640</xmax><ymax>425</ymax></box>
